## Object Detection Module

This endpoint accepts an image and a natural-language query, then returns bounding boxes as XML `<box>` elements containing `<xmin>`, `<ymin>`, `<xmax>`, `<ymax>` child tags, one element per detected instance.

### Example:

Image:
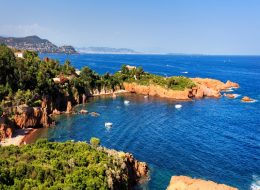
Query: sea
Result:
<box><xmin>37</xmin><ymin>54</ymin><xmax>260</xmax><ymax>190</ymax></box>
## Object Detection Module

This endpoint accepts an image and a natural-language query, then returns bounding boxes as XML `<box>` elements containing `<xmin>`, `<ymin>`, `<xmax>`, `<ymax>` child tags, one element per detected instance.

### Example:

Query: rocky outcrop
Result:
<box><xmin>191</xmin><ymin>78</ymin><xmax>239</xmax><ymax>99</ymax></box>
<box><xmin>0</xmin><ymin>114</ymin><xmax>14</xmax><ymax>141</ymax></box>
<box><xmin>123</xmin><ymin>78</ymin><xmax>239</xmax><ymax>100</ymax></box>
<box><xmin>167</xmin><ymin>176</ymin><xmax>238</xmax><ymax>190</ymax></box>
<box><xmin>241</xmin><ymin>96</ymin><xmax>254</xmax><ymax>102</ymax></box>
<box><xmin>66</xmin><ymin>101</ymin><xmax>73</xmax><ymax>113</ymax></box>
<box><xmin>101</xmin><ymin>148</ymin><xmax>149</xmax><ymax>189</ymax></box>
<box><xmin>123</xmin><ymin>83</ymin><xmax>191</xmax><ymax>100</ymax></box>
<box><xmin>224</xmin><ymin>93</ymin><xmax>235</xmax><ymax>99</ymax></box>
<box><xmin>13</xmin><ymin>105</ymin><xmax>52</xmax><ymax>129</ymax></box>
<box><xmin>124</xmin><ymin>153</ymin><xmax>149</xmax><ymax>184</ymax></box>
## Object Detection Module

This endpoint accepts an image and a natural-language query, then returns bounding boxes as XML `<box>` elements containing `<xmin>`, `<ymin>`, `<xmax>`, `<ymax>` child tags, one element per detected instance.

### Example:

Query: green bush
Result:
<box><xmin>90</xmin><ymin>137</ymin><xmax>100</xmax><ymax>147</ymax></box>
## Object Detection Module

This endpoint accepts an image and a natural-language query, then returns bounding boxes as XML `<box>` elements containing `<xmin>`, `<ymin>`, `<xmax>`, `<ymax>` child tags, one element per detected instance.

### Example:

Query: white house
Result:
<box><xmin>126</xmin><ymin>65</ymin><xmax>136</xmax><ymax>70</ymax></box>
<box><xmin>14</xmin><ymin>52</ymin><xmax>24</xmax><ymax>58</ymax></box>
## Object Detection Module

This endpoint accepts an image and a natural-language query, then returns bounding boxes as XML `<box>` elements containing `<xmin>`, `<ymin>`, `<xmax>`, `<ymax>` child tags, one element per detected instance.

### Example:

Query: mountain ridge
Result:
<box><xmin>0</xmin><ymin>35</ymin><xmax>77</xmax><ymax>54</ymax></box>
<box><xmin>77</xmin><ymin>46</ymin><xmax>140</xmax><ymax>54</ymax></box>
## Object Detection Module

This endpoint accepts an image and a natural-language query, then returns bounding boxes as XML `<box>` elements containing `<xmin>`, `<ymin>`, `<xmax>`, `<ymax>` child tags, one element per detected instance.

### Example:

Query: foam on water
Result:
<box><xmin>251</xmin><ymin>175</ymin><xmax>260</xmax><ymax>190</ymax></box>
<box><xmin>233</xmin><ymin>94</ymin><xmax>241</xmax><ymax>98</ymax></box>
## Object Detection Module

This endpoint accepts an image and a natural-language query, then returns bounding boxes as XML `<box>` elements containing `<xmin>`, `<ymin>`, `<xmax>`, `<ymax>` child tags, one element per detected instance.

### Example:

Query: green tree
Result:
<box><xmin>0</xmin><ymin>45</ymin><xmax>16</xmax><ymax>87</ymax></box>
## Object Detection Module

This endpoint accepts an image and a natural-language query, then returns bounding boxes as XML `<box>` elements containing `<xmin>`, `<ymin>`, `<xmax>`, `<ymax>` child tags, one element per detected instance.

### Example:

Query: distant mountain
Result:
<box><xmin>0</xmin><ymin>35</ymin><xmax>77</xmax><ymax>54</ymax></box>
<box><xmin>77</xmin><ymin>47</ymin><xmax>139</xmax><ymax>54</ymax></box>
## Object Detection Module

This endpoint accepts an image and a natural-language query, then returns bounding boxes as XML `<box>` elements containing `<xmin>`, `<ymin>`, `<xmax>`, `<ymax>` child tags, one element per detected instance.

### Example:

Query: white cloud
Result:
<box><xmin>0</xmin><ymin>23</ymin><xmax>49</xmax><ymax>37</ymax></box>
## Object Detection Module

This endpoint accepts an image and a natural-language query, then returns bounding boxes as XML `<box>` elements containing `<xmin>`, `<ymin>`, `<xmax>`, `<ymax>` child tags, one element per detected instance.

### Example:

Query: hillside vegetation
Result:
<box><xmin>115</xmin><ymin>65</ymin><xmax>196</xmax><ymax>90</ymax></box>
<box><xmin>0</xmin><ymin>139</ymin><xmax>140</xmax><ymax>190</ymax></box>
<box><xmin>0</xmin><ymin>45</ymin><xmax>195</xmax><ymax>113</ymax></box>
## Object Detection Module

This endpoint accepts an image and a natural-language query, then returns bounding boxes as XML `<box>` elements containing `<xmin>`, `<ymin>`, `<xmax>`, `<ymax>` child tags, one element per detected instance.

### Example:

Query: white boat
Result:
<box><xmin>144</xmin><ymin>95</ymin><xmax>148</xmax><ymax>99</ymax></box>
<box><xmin>175</xmin><ymin>104</ymin><xmax>182</xmax><ymax>109</ymax></box>
<box><xmin>105</xmin><ymin>122</ymin><xmax>113</xmax><ymax>127</ymax></box>
<box><xmin>181</xmin><ymin>71</ymin><xmax>188</xmax><ymax>74</ymax></box>
<box><xmin>124</xmin><ymin>100</ymin><xmax>130</xmax><ymax>105</ymax></box>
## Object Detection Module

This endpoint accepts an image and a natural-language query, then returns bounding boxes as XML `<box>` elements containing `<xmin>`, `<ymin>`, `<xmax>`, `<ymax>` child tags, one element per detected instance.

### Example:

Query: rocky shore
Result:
<box><xmin>0</xmin><ymin>77</ymin><xmax>240</xmax><ymax>145</ymax></box>
<box><xmin>123</xmin><ymin>78</ymin><xmax>239</xmax><ymax>100</ymax></box>
<box><xmin>167</xmin><ymin>176</ymin><xmax>238</xmax><ymax>190</ymax></box>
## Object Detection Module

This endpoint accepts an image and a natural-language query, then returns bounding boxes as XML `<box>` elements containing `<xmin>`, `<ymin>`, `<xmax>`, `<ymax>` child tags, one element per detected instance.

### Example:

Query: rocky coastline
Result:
<box><xmin>0</xmin><ymin>77</ymin><xmax>240</xmax><ymax>145</ymax></box>
<box><xmin>167</xmin><ymin>176</ymin><xmax>238</xmax><ymax>190</ymax></box>
<box><xmin>123</xmin><ymin>78</ymin><xmax>239</xmax><ymax>100</ymax></box>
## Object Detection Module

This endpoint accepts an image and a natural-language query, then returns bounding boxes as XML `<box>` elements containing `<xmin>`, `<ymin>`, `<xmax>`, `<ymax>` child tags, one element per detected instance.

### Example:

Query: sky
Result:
<box><xmin>0</xmin><ymin>0</ymin><xmax>260</xmax><ymax>55</ymax></box>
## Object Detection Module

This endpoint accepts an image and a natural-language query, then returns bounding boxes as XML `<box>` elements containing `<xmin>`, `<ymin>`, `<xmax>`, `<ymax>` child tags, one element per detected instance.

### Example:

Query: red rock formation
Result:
<box><xmin>124</xmin><ymin>153</ymin><xmax>149</xmax><ymax>180</ymax></box>
<box><xmin>123</xmin><ymin>83</ymin><xmax>191</xmax><ymax>100</ymax></box>
<box><xmin>123</xmin><ymin>78</ymin><xmax>239</xmax><ymax>100</ymax></box>
<box><xmin>52</xmin><ymin>109</ymin><xmax>61</xmax><ymax>115</ymax></box>
<box><xmin>191</xmin><ymin>78</ymin><xmax>239</xmax><ymax>98</ymax></box>
<box><xmin>0</xmin><ymin>115</ymin><xmax>14</xmax><ymax>141</ymax></box>
<box><xmin>66</xmin><ymin>101</ymin><xmax>73</xmax><ymax>113</ymax></box>
<box><xmin>167</xmin><ymin>176</ymin><xmax>238</xmax><ymax>190</ymax></box>
<box><xmin>13</xmin><ymin>105</ymin><xmax>52</xmax><ymax>129</ymax></box>
<box><xmin>224</xmin><ymin>93</ymin><xmax>235</xmax><ymax>99</ymax></box>
<box><xmin>241</xmin><ymin>96</ymin><xmax>254</xmax><ymax>102</ymax></box>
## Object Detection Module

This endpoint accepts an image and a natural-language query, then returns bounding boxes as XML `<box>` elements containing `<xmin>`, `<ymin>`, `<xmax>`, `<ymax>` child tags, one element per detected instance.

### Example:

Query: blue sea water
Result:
<box><xmin>39</xmin><ymin>54</ymin><xmax>260</xmax><ymax>190</ymax></box>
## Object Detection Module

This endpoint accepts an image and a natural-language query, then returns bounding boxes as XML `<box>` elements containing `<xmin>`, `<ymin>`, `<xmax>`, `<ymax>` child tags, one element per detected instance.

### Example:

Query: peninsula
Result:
<box><xmin>0</xmin><ymin>35</ymin><xmax>77</xmax><ymax>54</ymax></box>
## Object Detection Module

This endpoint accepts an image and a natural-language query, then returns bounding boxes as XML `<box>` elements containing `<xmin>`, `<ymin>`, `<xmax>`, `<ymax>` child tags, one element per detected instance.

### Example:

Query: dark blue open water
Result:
<box><xmin>39</xmin><ymin>54</ymin><xmax>260</xmax><ymax>190</ymax></box>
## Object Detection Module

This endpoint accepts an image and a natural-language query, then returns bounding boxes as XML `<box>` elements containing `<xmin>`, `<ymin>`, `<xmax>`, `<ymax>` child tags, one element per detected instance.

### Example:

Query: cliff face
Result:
<box><xmin>0</xmin><ymin>115</ymin><xmax>14</xmax><ymax>141</ymax></box>
<box><xmin>102</xmin><ymin>148</ymin><xmax>149</xmax><ymax>189</ymax></box>
<box><xmin>167</xmin><ymin>176</ymin><xmax>238</xmax><ymax>190</ymax></box>
<box><xmin>123</xmin><ymin>83</ymin><xmax>191</xmax><ymax>100</ymax></box>
<box><xmin>13</xmin><ymin>106</ymin><xmax>52</xmax><ymax>129</ymax></box>
<box><xmin>191</xmin><ymin>78</ymin><xmax>239</xmax><ymax>98</ymax></box>
<box><xmin>123</xmin><ymin>78</ymin><xmax>239</xmax><ymax>100</ymax></box>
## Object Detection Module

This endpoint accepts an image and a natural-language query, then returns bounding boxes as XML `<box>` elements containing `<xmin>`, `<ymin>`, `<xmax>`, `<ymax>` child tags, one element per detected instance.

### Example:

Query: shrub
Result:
<box><xmin>90</xmin><ymin>137</ymin><xmax>100</xmax><ymax>147</ymax></box>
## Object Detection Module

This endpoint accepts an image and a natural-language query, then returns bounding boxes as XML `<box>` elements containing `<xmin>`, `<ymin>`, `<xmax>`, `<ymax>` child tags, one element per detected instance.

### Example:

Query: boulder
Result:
<box><xmin>167</xmin><ymin>176</ymin><xmax>238</xmax><ymax>190</ymax></box>
<box><xmin>52</xmin><ymin>109</ymin><xmax>61</xmax><ymax>115</ymax></box>
<box><xmin>80</xmin><ymin>109</ymin><xmax>88</xmax><ymax>114</ymax></box>
<box><xmin>241</xmin><ymin>96</ymin><xmax>254</xmax><ymax>102</ymax></box>
<box><xmin>224</xmin><ymin>93</ymin><xmax>235</xmax><ymax>99</ymax></box>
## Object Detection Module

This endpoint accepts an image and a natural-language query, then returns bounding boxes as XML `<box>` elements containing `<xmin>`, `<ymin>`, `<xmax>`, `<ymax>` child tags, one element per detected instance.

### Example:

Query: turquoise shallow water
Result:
<box><xmin>38</xmin><ymin>54</ymin><xmax>260</xmax><ymax>190</ymax></box>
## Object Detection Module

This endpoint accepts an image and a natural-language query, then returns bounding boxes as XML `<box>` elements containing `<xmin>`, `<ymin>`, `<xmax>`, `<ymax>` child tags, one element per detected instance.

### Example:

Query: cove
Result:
<box><xmin>35</xmin><ymin>54</ymin><xmax>260</xmax><ymax>190</ymax></box>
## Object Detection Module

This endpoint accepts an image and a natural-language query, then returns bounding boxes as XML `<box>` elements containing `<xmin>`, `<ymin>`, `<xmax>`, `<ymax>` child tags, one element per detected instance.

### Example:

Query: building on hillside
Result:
<box><xmin>75</xmin><ymin>69</ymin><xmax>81</xmax><ymax>76</ymax></box>
<box><xmin>126</xmin><ymin>65</ymin><xmax>136</xmax><ymax>70</ymax></box>
<box><xmin>14</xmin><ymin>51</ymin><xmax>24</xmax><ymax>58</ymax></box>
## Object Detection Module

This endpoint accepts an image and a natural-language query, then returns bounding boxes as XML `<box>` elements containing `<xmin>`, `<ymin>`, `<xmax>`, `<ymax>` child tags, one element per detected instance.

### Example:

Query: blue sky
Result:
<box><xmin>0</xmin><ymin>0</ymin><xmax>260</xmax><ymax>55</ymax></box>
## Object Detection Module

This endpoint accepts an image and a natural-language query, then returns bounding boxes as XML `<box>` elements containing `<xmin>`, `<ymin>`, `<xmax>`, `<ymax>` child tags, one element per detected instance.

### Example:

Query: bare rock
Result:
<box><xmin>66</xmin><ymin>101</ymin><xmax>73</xmax><ymax>113</ymax></box>
<box><xmin>52</xmin><ymin>109</ymin><xmax>61</xmax><ymax>115</ymax></box>
<box><xmin>241</xmin><ymin>96</ymin><xmax>254</xmax><ymax>102</ymax></box>
<box><xmin>80</xmin><ymin>109</ymin><xmax>88</xmax><ymax>114</ymax></box>
<box><xmin>224</xmin><ymin>93</ymin><xmax>235</xmax><ymax>99</ymax></box>
<box><xmin>167</xmin><ymin>176</ymin><xmax>238</xmax><ymax>190</ymax></box>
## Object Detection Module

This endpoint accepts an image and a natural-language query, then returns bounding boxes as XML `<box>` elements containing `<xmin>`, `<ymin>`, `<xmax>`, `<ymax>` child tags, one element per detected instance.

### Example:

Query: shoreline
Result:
<box><xmin>0</xmin><ymin>128</ymin><xmax>38</xmax><ymax>146</ymax></box>
<box><xmin>0</xmin><ymin>90</ymin><xmax>128</xmax><ymax>146</ymax></box>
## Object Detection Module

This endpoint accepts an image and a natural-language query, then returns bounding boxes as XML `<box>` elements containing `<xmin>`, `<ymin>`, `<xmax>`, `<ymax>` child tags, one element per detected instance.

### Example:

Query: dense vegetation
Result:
<box><xmin>0</xmin><ymin>139</ymin><xmax>132</xmax><ymax>190</ymax></box>
<box><xmin>0</xmin><ymin>45</ymin><xmax>122</xmax><ymax>110</ymax></box>
<box><xmin>0</xmin><ymin>44</ymin><xmax>195</xmax><ymax>112</ymax></box>
<box><xmin>115</xmin><ymin>65</ymin><xmax>196</xmax><ymax>90</ymax></box>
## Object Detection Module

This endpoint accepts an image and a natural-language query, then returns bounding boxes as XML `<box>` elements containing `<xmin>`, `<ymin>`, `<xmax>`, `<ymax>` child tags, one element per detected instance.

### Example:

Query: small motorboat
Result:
<box><xmin>105</xmin><ymin>122</ymin><xmax>113</xmax><ymax>127</ymax></box>
<box><xmin>175</xmin><ymin>104</ymin><xmax>182</xmax><ymax>109</ymax></box>
<box><xmin>144</xmin><ymin>95</ymin><xmax>148</xmax><ymax>99</ymax></box>
<box><xmin>124</xmin><ymin>100</ymin><xmax>130</xmax><ymax>105</ymax></box>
